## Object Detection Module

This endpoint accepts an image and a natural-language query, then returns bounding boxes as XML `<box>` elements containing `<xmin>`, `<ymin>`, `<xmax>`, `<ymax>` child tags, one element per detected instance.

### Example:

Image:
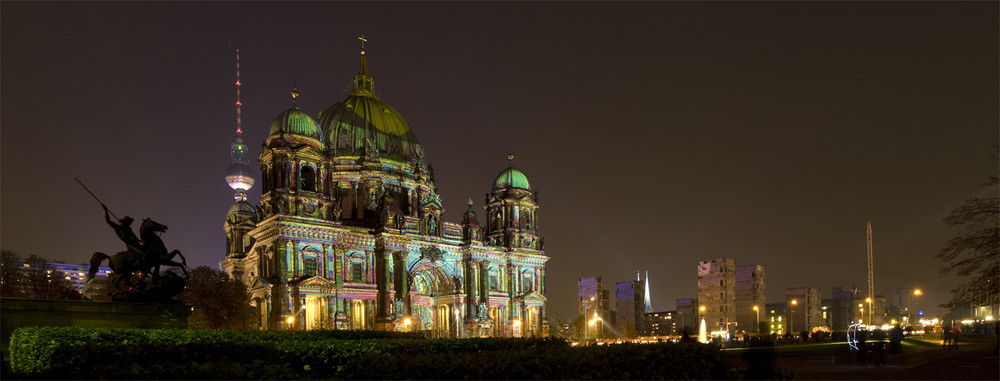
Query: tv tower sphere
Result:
<box><xmin>226</xmin><ymin>160</ymin><xmax>255</xmax><ymax>193</ymax></box>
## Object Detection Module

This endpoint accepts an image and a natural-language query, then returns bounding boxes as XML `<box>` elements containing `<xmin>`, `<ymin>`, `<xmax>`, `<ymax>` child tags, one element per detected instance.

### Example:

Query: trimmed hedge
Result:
<box><xmin>10</xmin><ymin>327</ymin><xmax>735</xmax><ymax>379</ymax></box>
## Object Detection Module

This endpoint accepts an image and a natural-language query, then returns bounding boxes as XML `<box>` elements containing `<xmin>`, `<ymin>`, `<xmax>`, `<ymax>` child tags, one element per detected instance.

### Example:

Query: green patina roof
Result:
<box><xmin>267</xmin><ymin>106</ymin><xmax>323</xmax><ymax>149</ymax></box>
<box><xmin>318</xmin><ymin>53</ymin><xmax>421</xmax><ymax>160</ymax></box>
<box><xmin>493</xmin><ymin>167</ymin><xmax>531</xmax><ymax>191</ymax></box>
<box><xmin>227</xmin><ymin>200</ymin><xmax>258</xmax><ymax>220</ymax></box>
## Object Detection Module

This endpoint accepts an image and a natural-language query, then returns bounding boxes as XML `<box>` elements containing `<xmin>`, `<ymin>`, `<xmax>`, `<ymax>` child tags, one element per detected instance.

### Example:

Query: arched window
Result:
<box><xmin>488</xmin><ymin>268</ymin><xmax>499</xmax><ymax>291</ymax></box>
<box><xmin>300</xmin><ymin>165</ymin><xmax>317</xmax><ymax>192</ymax></box>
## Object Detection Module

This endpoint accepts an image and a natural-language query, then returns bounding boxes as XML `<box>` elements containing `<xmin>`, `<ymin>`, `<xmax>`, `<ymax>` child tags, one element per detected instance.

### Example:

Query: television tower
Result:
<box><xmin>226</xmin><ymin>49</ymin><xmax>255</xmax><ymax>200</ymax></box>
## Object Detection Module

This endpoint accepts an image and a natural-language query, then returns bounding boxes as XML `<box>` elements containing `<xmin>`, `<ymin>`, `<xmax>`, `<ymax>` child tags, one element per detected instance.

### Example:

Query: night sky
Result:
<box><xmin>2</xmin><ymin>2</ymin><xmax>996</xmax><ymax>322</ymax></box>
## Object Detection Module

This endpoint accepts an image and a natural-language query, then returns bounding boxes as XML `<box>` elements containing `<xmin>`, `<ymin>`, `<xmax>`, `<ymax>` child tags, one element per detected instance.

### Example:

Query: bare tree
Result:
<box><xmin>0</xmin><ymin>251</ymin><xmax>75</xmax><ymax>299</ymax></box>
<box><xmin>937</xmin><ymin>154</ymin><xmax>999</xmax><ymax>308</ymax></box>
<box><xmin>181</xmin><ymin>266</ymin><xmax>256</xmax><ymax>330</ymax></box>
<box><xmin>1</xmin><ymin>250</ymin><xmax>25</xmax><ymax>297</ymax></box>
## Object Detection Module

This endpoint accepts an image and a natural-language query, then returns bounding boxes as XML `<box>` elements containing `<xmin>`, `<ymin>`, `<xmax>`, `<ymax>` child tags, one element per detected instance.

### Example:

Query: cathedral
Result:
<box><xmin>220</xmin><ymin>44</ymin><xmax>548</xmax><ymax>338</ymax></box>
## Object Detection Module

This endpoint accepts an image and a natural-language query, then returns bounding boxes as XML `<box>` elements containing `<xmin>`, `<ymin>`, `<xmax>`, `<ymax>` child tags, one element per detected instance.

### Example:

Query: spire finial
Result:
<box><xmin>291</xmin><ymin>87</ymin><xmax>300</xmax><ymax>107</ymax></box>
<box><xmin>353</xmin><ymin>36</ymin><xmax>374</xmax><ymax>96</ymax></box>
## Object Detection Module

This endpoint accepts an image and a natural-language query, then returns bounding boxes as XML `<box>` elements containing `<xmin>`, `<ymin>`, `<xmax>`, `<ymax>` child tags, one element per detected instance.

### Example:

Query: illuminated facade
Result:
<box><xmin>697</xmin><ymin>258</ymin><xmax>736</xmax><ymax>333</ymax></box>
<box><xmin>577</xmin><ymin>276</ymin><xmax>611</xmax><ymax>338</ymax></box>
<box><xmin>675</xmin><ymin>298</ymin><xmax>699</xmax><ymax>334</ymax></box>
<box><xmin>615</xmin><ymin>279</ymin><xmax>646</xmax><ymax>338</ymax></box>
<box><xmin>785</xmin><ymin>287</ymin><xmax>822</xmax><ymax>333</ymax></box>
<box><xmin>220</xmin><ymin>45</ymin><xmax>548</xmax><ymax>338</ymax></box>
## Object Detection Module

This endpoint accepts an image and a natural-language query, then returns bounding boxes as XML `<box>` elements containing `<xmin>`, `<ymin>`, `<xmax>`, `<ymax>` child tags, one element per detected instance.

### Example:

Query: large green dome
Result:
<box><xmin>319</xmin><ymin>95</ymin><xmax>421</xmax><ymax>160</ymax></box>
<box><xmin>493</xmin><ymin>167</ymin><xmax>531</xmax><ymax>191</ymax></box>
<box><xmin>318</xmin><ymin>53</ymin><xmax>422</xmax><ymax>161</ymax></box>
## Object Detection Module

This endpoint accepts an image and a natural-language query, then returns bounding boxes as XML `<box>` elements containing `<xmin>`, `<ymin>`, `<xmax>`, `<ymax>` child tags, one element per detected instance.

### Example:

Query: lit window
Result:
<box><xmin>351</xmin><ymin>263</ymin><xmax>364</xmax><ymax>282</ymax></box>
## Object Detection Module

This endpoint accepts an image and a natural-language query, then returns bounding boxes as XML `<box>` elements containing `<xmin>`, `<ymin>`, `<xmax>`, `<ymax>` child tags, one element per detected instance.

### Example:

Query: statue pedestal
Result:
<box><xmin>0</xmin><ymin>297</ymin><xmax>191</xmax><ymax>363</ymax></box>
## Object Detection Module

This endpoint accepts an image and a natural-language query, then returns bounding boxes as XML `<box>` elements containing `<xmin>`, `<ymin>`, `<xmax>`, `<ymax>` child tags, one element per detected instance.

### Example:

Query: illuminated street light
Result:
<box><xmin>790</xmin><ymin>300</ymin><xmax>797</xmax><ymax>336</ymax></box>
<box><xmin>865</xmin><ymin>297</ymin><xmax>872</xmax><ymax>326</ymax></box>
<box><xmin>753</xmin><ymin>305</ymin><xmax>760</xmax><ymax>334</ymax></box>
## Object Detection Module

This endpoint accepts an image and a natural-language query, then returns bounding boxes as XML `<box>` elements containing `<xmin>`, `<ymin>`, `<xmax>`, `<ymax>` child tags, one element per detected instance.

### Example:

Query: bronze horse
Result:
<box><xmin>88</xmin><ymin>218</ymin><xmax>188</xmax><ymax>296</ymax></box>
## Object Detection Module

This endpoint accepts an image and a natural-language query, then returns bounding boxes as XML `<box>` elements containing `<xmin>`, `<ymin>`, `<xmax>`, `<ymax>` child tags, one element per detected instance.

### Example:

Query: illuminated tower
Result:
<box><xmin>226</xmin><ymin>49</ymin><xmax>255</xmax><ymax>201</ymax></box>
<box><xmin>222</xmin><ymin>50</ymin><xmax>259</xmax><ymax>280</ymax></box>
<box><xmin>643</xmin><ymin>270</ymin><xmax>653</xmax><ymax>313</ymax></box>
<box><xmin>484</xmin><ymin>154</ymin><xmax>541</xmax><ymax>251</ymax></box>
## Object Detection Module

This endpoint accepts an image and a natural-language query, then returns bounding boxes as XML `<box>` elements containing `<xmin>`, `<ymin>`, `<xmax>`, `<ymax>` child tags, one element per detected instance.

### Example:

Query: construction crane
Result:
<box><xmin>866</xmin><ymin>222</ymin><xmax>874</xmax><ymax>326</ymax></box>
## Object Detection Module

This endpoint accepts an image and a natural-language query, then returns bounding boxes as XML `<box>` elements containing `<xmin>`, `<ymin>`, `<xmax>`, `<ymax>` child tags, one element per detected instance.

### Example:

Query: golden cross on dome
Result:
<box><xmin>359</xmin><ymin>35</ymin><xmax>367</xmax><ymax>55</ymax></box>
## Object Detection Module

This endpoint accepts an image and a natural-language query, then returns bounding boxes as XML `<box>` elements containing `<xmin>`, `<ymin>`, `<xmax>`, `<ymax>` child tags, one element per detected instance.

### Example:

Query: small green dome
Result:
<box><xmin>493</xmin><ymin>167</ymin><xmax>531</xmax><ymax>191</ymax></box>
<box><xmin>227</xmin><ymin>200</ymin><xmax>258</xmax><ymax>221</ymax></box>
<box><xmin>267</xmin><ymin>106</ymin><xmax>323</xmax><ymax>149</ymax></box>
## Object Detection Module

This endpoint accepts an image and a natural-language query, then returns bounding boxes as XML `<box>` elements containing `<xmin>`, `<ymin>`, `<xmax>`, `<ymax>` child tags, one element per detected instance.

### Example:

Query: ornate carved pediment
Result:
<box><xmin>248</xmin><ymin>276</ymin><xmax>271</xmax><ymax>292</ymax></box>
<box><xmin>419</xmin><ymin>246</ymin><xmax>444</xmax><ymax>263</ymax></box>
<box><xmin>292</xmin><ymin>275</ymin><xmax>338</xmax><ymax>294</ymax></box>
<box><xmin>521</xmin><ymin>290</ymin><xmax>547</xmax><ymax>306</ymax></box>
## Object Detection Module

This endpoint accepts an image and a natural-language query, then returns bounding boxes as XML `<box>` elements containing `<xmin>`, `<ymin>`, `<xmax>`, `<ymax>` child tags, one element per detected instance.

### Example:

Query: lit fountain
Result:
<box><xmin>699</xmin><ymin>318</ymin><xmax>708</xmax><ymax>343</ymax></box>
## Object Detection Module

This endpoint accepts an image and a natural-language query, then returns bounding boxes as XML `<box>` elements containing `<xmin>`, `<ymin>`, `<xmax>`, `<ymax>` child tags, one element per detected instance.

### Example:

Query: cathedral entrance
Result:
<box><xmin>408</xmin><ymin>262</ymin><xmax>460</xmax><ymax>338</ymax></box>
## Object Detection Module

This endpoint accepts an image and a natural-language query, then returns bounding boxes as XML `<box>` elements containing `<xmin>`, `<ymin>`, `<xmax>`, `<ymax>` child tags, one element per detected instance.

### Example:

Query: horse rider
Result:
<box><xmin>104</xmin><ymin>205</ymin><xmax>143</xmax><ymax>256</ymax></box>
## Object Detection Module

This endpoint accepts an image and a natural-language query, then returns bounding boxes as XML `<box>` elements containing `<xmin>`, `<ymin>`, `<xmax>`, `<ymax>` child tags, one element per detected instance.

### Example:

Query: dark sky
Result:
<box><xmin>2</xmin><ymin>2</ymin><xmax>996</xmax><ymax>322</ymax></box>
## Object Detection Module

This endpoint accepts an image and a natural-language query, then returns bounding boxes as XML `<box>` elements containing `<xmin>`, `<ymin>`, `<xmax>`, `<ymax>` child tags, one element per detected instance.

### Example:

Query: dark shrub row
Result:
<box><xmin>10</xmin><ymin>327</ymin><xmax>734</xmax><ymax>379</ymax></box>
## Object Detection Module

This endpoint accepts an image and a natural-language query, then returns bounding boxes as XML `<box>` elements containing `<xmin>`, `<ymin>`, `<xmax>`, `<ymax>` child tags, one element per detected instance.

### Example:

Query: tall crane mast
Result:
<box><xmin>866</xmin><ymin>222</ymin><xmax>874</xmax><ymax>325</ymax></box>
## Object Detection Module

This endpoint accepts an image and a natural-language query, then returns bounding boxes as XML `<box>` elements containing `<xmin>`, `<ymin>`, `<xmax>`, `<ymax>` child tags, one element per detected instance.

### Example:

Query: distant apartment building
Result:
<box><xmin>735</xmin><ymin>264</ymin><xmax>765</xmax><ymax>334</ymax></box>
<box><xmin>7</xmin><ymin>260</ymin><xmax>111</xmax><ymax>295</ymax></box>
<box><xmin>785</xmin><ymin>287</ymin><xmax>822</xmax><ymax>333</ymax></box>
<box><xmin>831</xmin><ymin>284</ymin><xmax>861</xmax><ymax>329</ymax></box>
<box><xmin>578</xmin><ymin>276</ymin><xmax>612</xmax><ymax>337</ymax></box>
<box><xmin>765</xmin><ymin>302</ymin><xmax>786</xmax><ymax>335</ymax></box>
<box><xmin>675</xmin><ymin>297</ymin><xmax>699</xmax><ymax>334</ymax></box>
<box><xmin>892</xmin><ymin>287</ymin><xmax>917</xmax><ymax>312</ymax></box>
<box><xmin>819</xmin><ymin>299</ymin><xmax>833</xmax><ymax>328</ymax></box>
<box><xmin>830</xmin><ymin>284</ymin><xmax>887</xmax><ymax>328</ymax></box>
<box><xmin>644</xmin><ymin>310</ymin><xmax>677</xmax><ymax>336</ymax></box>
<box><xmin>697</xmin><ymin>258</ymin><xmax>736</xmax><ymax>332</ymax></box>
<box><xmin>615</xmin><ymin>280</ymin><xmax>645</xmax><ymax>338</ymax></box>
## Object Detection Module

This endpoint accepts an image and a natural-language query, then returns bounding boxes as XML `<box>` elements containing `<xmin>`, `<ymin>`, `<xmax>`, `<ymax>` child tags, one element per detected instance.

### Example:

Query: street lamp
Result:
<box><xmin>753</xmin><ymin>305</ymin><xmax>759</xmax><ymax>335</ymax></box>
<box><xmin>790</xmin><ymin>300</ymin><xmax>798</xmax><ymax>337</ymax></box>
<box><xmin>913</xmin><ymin>289</ymin><xmax>922</xmax><ymax>325</ymax></box>
<box><xmin>587</xmin><ymin>318</ymin><xmax>596</xmax><ymax>344</ymax></box>
<box><xmin>865</xmin><ymin>297</ymin><xmax>872</xmax><ymax>326</ymax></box>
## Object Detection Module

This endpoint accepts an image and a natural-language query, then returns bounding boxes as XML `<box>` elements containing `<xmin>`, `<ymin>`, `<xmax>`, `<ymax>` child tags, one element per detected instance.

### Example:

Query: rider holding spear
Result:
<box><xmin>76</xmin><ymin>178</ymin><xmax>143</xmax><ymax>257</ymax></box>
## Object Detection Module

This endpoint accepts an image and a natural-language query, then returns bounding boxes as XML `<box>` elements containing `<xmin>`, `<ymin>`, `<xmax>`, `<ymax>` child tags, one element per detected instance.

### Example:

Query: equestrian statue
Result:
<box><xmin>78</xmin><ymin>178</ymin><xmax>188</xmax><ymax>302</ymax></box>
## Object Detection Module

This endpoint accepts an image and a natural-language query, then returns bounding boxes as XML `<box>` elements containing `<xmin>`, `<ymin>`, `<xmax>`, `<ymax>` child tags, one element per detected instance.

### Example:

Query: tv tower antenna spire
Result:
<box><xmin>235</xmin><ymin>49</ymin><xmax>242</xmax><ymax>138</ymax></box>
<box><xmin>226</xmin><ymin>49</ymin><xmax>254</xmax><ymax>201</ymax></box>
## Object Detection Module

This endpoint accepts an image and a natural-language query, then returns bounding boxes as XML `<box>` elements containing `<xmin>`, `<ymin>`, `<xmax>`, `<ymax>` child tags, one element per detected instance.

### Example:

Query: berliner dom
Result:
<box><xmin>220</xmin><ymin>41</ymin><xmax>548</xmax><ymax>338</ymax></box>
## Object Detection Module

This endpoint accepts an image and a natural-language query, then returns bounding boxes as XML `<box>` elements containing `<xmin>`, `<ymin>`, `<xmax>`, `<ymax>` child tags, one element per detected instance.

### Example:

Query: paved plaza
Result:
<box><xmin>771</xmin><ymin>336</ymin><xmax>998</xmax><ymax>380</ymax></box>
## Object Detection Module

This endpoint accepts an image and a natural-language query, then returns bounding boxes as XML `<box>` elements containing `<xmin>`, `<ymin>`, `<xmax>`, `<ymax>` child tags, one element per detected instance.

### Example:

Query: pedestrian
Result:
<box><xmin>942</xmin><ymin>323</ymin><xmax>952</xmax><ymax>350</ymax></box>
<box><xmin>890</xmin><ymin>324</ymin><xmax>904</xmax><ymax>354</ymax></box>
<box><xmin>951</xmin><ymin>324</ymin><xmax>961</xmax><ymax>350</ymax></box>
<box><xmin>857</xmin><ymin>329</ymin><xmax>868</xmax><ymax>363</ymax></box>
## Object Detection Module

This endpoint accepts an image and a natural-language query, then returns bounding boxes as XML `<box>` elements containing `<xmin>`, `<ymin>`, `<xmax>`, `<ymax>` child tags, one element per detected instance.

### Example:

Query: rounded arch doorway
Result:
<box><xmin>408</xmin><ymin>261</ymin><xmax>460</xmax><ymax>338</ymax></box>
